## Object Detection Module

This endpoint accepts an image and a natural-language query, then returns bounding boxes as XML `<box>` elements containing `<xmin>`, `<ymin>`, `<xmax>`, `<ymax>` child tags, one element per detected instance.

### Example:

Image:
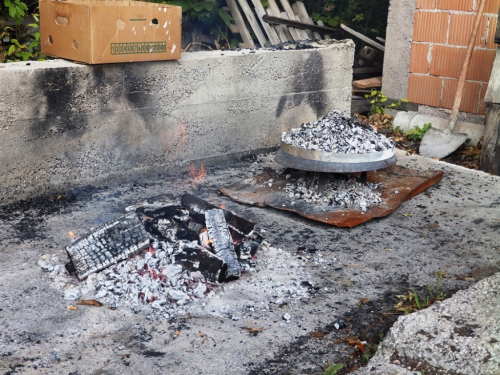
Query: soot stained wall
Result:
<box><xmin>0</xmin><ymin>41</ymin><xmax>354</xmax><ymax>204</ymax></box>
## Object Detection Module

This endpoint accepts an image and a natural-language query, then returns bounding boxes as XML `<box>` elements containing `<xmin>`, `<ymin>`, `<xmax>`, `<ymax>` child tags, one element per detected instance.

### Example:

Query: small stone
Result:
<box><xmin>232</xmin><ymin>315</ymin><xmax>240</xmax><ymax>321</ymax></box>
<box><xmin>38</xmin><ymin>260</ymin><xmax>54</xmax><ymax>272</ymax></box>
<box><xmin>283</xmin><ymin>313</ymin><xmax>291</xmax><ymax>321</ymax></box>
<box><xmin>64</xmin><ymin>288</ymin><xmax>81</xmax><ymax>301</ymax></box>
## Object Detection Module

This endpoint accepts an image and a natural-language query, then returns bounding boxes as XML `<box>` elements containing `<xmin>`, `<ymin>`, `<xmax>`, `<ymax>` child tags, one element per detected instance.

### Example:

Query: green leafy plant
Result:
<box><xmin>365</xmin><ymin>90</ymin><xmax>408</xmax><ymax>115</ymax></box>
<box><xmin>1</xmin><ymin>0</ymin><xmax>45</xmax><ymax>62</ymax></box>
<box><xmin>161</xmin><ymin>0</ymin><xmax>233</xmax><ymax>49</ymax></box>
<box><xmin>323</xmin><ymin>362</ymin><xmax>344</xmax><ymax>375</ymax></box>
<box><xmin>405</xmin><ymin>123</ymin><xmax>432</xmax><ymax>141</ymax></box>
<box><xmin>427</xmin><ymin>270</ymin><xmax>447</xmax><ymax>301</ymax></box>
<box><xmin>361</xmin><ymin>344</ymin><xmax>378</xmax><ymax>363</ymax></box>
<box><xmin>308</xmin><ymin>0</ymin><xmax>389</xmax><ymax>40</ymax></box>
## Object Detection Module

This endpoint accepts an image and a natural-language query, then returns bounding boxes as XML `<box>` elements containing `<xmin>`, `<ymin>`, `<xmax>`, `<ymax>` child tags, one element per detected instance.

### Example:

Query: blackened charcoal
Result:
<box><xmin>174</xmin><ymin>241</ymin><xmax>226</xmax><ymax>283</ymax></box>
<box><xmin>135</xmin><ymin>205</ymin><xmax>183</xmax><ymax>219</ymax></box>
<box><xmin>181</xmin><ymin>194</ymin><xmax>255</xmax><ymax>239</ymax></box>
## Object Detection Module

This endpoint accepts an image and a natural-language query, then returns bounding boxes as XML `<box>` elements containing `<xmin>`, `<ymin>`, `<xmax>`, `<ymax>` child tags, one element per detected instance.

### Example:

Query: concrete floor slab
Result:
<box><xmin>0</xmin><ymin>150</ymin><xmax>499</xmax><ymax>374</ymax></box>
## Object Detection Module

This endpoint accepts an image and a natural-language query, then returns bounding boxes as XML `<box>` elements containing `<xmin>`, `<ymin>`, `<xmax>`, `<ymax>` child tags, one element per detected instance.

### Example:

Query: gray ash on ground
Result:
<box><xmin>40</xmin><ymin>197</ymin><xmax>267</xmax><ymax>321</ymax></box>
<box><xmin>284</xmin><ymin>173</ymin><xmax>382</xmax><ymax>211</ymax></box>
<box><xmin>281</xmin><ymin>110</ymin><xmax>394</xmax><ymax>153</ymax></box>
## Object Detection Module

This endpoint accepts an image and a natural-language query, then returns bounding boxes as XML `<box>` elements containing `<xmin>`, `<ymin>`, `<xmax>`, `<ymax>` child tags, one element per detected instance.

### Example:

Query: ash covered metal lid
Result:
<box><xmin>276</xmin><ymin>110</ymin><xmax>396</xmax><ymax>172</ymax></box>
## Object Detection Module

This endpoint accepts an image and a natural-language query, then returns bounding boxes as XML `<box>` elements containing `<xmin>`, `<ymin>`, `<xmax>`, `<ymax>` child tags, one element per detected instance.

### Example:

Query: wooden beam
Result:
<box><xmin>352</xmin><ymin>76</ymin><xmax>382</xmax><ymax>89</ymax></box>
<box><xmin>263</xmin><ymin>14</ymin><xmax>337</xmax><ymax>34</ymax></box>
<box><xmin>353</xmin><ymin>67</ymin><xmax>383</xmax><ymax>75</ymax></box>
<box><xmin>278</xmin><ymin>0</ymin><xmax>301</xmax><ymax>40</ymax></box>
<box><xmin>251</xmin><ymin>0</ymin><xmax>281</xmax><ymax>45</ymax></box>
<box><xmin>266</xmin><ymin>7</ymin><xmax>289</xmax><ymax>42</ymax></box>
<box><xmin>292</xmin><ymin>1</ymin><xmax>321</xmax><ymax>40</ymax></box>
<box><xmin>226</xmin><ymin>0</ymin><xmax>255</xmax><ymax>48</ymax></box>
<box><xmin>267</xmin><ymin>0</ymin><xmax>290</xmax><ymax>41</ymax></box>
<box><xmin>340</xmin><ymin>24</ymin><xmax>385</xmax><ymax>52</ymax></box>
<box><xmin>237</xmin><ymin>0</ymin><xmax>268</xmax><ymax>47</ymax></box>
<box><xmin>316</xmin><ymin>20</ymin><xmax>331</xmax><ymax>39</ymax></box>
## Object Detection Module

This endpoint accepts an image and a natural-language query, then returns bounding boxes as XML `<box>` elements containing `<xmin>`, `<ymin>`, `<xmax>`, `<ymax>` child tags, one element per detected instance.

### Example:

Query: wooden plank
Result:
<box><xmin>251</xmin><ymin>0</ymin><xmax>281</xmax><ymax>45</ymax></box>
<box><xmin>352</xmin><ymin>76</ymin><xmax>382</xmax><ymax>89</ymax></box>
<box><xmin>278</xmin><ymin>0</ymin><xmax>302</xmax><ymax>40</ymax></box>
<box><xmin>316</xmin><ymin>20</ymin><xmax>331</xmax><ymax>39</ymax></box>
<box><xmin>226</xmin><ymin>0</ymin><xmax>256</xmax><ymax>48</ymax></box>
<box><xmin>266</xmin><ymin>6</ymin><xmax>289</xmax><ymax>42</ymax></box>
<box><xmin>294</xmin><ymin>14</ymin><xmax>311</xmax><ymax>40</ymax></box>
<box><xmin>264</xmin><ymin>15</ymin><xmax>337</xmax><ymax>34</ymax></box>
<box><xmin>267</xmin><ymin>0</ymin><xmax>290</xmax><ymax>41</ymax></box>
<box><xmin>340</xmin><ymin>24</ymin><xmax>385</xmax><ymax>52</ymax></box>
<box><xmin>353</xmin><ymin>67</ymin><xmax>383</xmax><ymax>75</ymax></box>
<box><xmin>280</xmin><ymin>12</ymin><xmax>299</xmax><ymax>41</ymax></box>
<box><xmin>237</xmin><ymin>0</ymin><xmax>268</xmax><ymax>47</ymax></box>
<box><xmin>292</xmin><ymin>1</ymin><xmax>321</xmax><ymax>40</ymax></box>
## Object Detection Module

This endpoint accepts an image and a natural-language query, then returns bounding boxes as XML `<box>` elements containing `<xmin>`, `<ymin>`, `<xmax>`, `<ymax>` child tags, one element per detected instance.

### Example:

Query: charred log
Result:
<box><xmin>205</xmin><ymin>208</ymin><xmax>241</xmax><ymax>281</ymax></box>
<box><xmin>66</xmin><ymin>212</ymin><xmax>152</xmax><ymax>280</ymax></box>
<box><xmin>174</xmin><ymin>242</ymin><xmax>226</xmax><ymax>283</ymax></box>
<box><xmin>181</xmin><ymin>194</ymin><xmax>255</xmax><ymax>240</ymax></box>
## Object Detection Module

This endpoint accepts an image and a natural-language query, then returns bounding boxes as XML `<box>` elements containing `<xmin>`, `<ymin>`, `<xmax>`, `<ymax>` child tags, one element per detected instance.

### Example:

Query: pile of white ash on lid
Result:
<box><xmin>281</xmin><ymin>110</ymin><xmax>394</xmax><ymax>154</ymax></box>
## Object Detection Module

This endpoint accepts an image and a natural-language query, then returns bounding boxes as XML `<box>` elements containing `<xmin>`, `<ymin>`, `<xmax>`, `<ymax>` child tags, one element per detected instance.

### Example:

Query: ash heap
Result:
<box><xmin>281</xmin><ymin>110</ymin><xmax>394</xmax><ymax>153</ymax></box>
<box><xmin>54</xmin><ymin>194</ymin><xmax>262</xmax><ymax>320</ymax></box>
<box><xmin>285</xmin><ymin>174</ymin><xmax>382</xmax><ymax>211</ymax></box>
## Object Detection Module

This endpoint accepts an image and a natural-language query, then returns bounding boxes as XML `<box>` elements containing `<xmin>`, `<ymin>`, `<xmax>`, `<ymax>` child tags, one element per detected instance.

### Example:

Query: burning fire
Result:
<box><xmin>68</xmin><ymin>231</ymin><xmax>76</xmax><ymax>239</ymax></box>
<box><xmin>190</xmin><ymin>161</ymin><xmax>205</xmax><ymax>182</ymax></box>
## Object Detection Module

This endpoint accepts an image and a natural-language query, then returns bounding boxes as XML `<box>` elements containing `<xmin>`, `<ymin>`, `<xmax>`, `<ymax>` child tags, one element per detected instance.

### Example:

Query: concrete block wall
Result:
<box><xmin>0</xmin><ymin>41</ymin><xmax>354</xmax><ymax>204</ymax></box>
<box><xmin>407</xmin><ymin>0</ymin><xmax>499</xmax><ymax>114</ymax></box>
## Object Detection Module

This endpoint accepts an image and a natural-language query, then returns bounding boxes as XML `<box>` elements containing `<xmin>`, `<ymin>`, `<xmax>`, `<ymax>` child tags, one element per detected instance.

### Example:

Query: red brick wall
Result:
<box><xmin>408</xmin><ymin>0</ymin><xmax>499</xmax><ymax>114</ymax></box>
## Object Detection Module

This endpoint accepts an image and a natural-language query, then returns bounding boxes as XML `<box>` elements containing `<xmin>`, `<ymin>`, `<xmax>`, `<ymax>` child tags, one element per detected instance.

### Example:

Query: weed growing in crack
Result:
<box><xmin>323</xmin><ymin>362</ymin><xmax>344</xmax><ymax>375</ymax></box>
<box><xmin>394</xmin><ymin>272</ymin><xmax>448</xmax><ymax>314</ymax></box>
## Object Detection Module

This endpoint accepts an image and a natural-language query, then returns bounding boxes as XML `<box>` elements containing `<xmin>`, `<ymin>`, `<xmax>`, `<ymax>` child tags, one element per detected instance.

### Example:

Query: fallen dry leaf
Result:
<box><xmin>310</xmin><ymin>331</ymin><xmax>326</xmax><ymax>338</ymax></box>
<box><xmin>357</xmin><ymin>298</ymin><xmax>370</xmax><ymax>306</ymax></box>
<box><xmin>76</xmin><ymin>300</ymin><xmax>102</xmax><ymax>307</ymax></box>
<box><xmin>68</xmin><ymin>305</ymin><xmax>78</xmax><ymax>311</ymax></box>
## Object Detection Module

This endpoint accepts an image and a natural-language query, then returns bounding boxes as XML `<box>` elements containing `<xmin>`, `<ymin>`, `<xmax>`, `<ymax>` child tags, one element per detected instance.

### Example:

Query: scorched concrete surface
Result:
<box><xmin>1</xmin><ymin>149</ymin><xmax>499</xmax><ymax>375</ymax></box>
<box><xmin>0</xmin><ymin>40</ymin><xmax>353</xmax><ymax>205</ymax></box>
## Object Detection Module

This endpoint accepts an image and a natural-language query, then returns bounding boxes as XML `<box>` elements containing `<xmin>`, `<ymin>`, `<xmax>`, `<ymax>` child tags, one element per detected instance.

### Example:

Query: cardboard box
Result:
<box><xmin>40</xmin><ymin>0</ymin><xmax>181</xmax><ymax>64</ymax></box>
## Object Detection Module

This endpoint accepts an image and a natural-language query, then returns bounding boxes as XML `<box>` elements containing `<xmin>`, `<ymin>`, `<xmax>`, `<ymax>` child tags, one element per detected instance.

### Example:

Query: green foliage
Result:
<box><xmin>405</xmin><ymin>123</ymin><xmax>432</xmax><ymax>141</ymax></box>
<box><xmin>1</xmin><ymin>0</ymin><xmax>45</xmax><ymax>62</ymax></box>
<box><xmin>160</xmin><ymin>0</ymin><xmax>233</xmax><ymax>48</ymax></box>
<box><xmin>307</xmin><ymin>0</ymin><xmax>389</xmax><ymax>40</ymax></box>
<box><xmin>364</xmin><ymin>90</ymin><xmax>408</xmax><ymax>115</ymax></box>
<box><xmin>323</xmin><ymin>362</ymin><xmax>344</xmax><ymax>375</ymax></box>
<box><xmin>361</xmin><ymin>344</ymin><xmax>378</xmax><ymax>363</ymax></box>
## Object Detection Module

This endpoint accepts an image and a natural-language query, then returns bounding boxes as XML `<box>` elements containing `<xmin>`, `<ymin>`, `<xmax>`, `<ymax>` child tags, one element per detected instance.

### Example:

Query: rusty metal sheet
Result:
<box><xmin>220</xmin><ymin>166</ymin><xmax>444</xmax><ymax>228</ymax></box>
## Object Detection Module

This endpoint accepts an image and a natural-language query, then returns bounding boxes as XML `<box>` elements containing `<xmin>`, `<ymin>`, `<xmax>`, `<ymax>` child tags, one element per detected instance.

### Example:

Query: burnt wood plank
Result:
<box><xmin>205</xmin><ymin>209</ymin><xmax>241</xmax><ymax>281</ymax></box>
<box><xmin>66</xmin><ymin>213</ymin><xmax>152</xmax><ymax>280</ymax></box>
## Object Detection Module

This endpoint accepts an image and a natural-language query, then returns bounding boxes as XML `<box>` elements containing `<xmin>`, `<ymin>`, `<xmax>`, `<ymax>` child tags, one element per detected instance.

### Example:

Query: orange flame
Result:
<box><xmin>190</xmin><ymin>160</ymin><xmax>205</xmax><ymax>183</ymax></box>
<box><xmin>180</xmin><ymin>120</ymin><xmax>187</xmax><ymax>145</ymax></box>
<box><xmin>68</xmin><ymin>231</ymin><xmax>76</xmax><ymax>239</ymax></box>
